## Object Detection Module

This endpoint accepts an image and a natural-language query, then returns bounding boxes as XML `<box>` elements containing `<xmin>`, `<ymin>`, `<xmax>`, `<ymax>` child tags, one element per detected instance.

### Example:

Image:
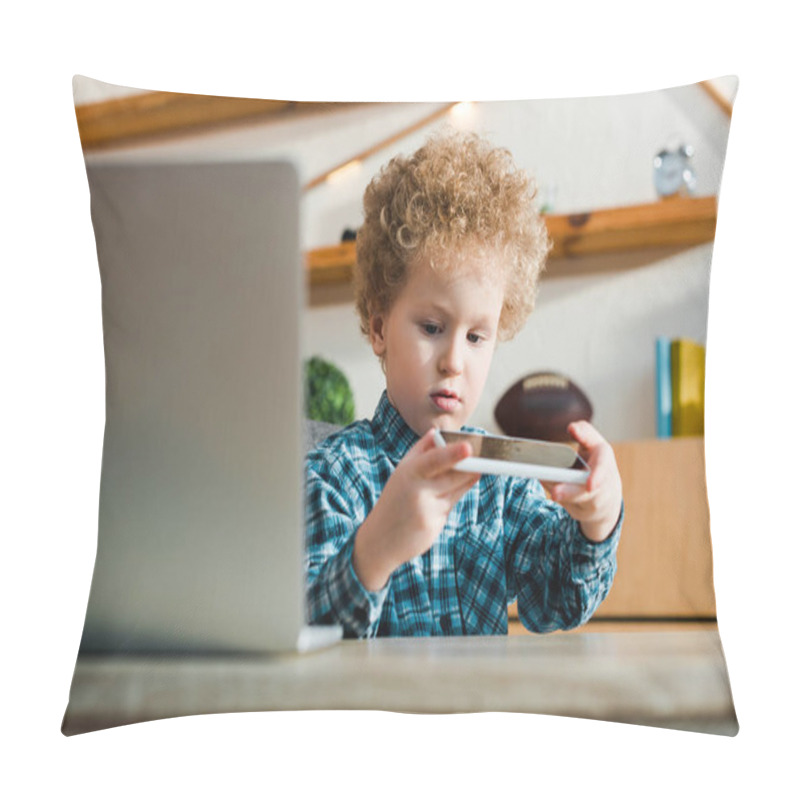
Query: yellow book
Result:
<box><xmin>670</xmin><ymin>338</ymin><xmax>705</xmax><ymax>436</ymax></box>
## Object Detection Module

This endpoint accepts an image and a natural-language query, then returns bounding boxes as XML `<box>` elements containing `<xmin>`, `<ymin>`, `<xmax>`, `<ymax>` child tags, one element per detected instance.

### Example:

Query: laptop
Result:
<box><xmin>78</xmin><ymin>160</ymin><xmax>342</xmax><ymax>654</ymax></box>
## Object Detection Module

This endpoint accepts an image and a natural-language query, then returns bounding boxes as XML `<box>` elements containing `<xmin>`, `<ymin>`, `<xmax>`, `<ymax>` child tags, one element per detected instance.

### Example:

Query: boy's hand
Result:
<box><xmin>541</xmin><ymin>421</ymin><xmax>622</xmax><ymax>543</ymax></box>
<box><xmin>353</xmin><ymin>429</ymin><xmax>480</xmax><ymax>592</ymax></box>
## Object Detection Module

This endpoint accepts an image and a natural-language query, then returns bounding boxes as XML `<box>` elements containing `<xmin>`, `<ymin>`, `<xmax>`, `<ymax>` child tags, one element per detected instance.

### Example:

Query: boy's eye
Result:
<box><xmin>467</xmin><ymin>332</ymin><xmax>484</xmax><ymax>344</ymax></box>
<box><xmin>421</xmin><ymin>323</ymin><xmax>441</xmax><ymax>335</ymax></box>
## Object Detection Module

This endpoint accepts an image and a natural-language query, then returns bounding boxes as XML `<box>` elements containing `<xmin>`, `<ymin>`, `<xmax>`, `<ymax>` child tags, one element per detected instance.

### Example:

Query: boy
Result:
<box><xmin>305</xmin><ymin>131</ymin><xmax>623</xmax><ymax>637</ymax></box>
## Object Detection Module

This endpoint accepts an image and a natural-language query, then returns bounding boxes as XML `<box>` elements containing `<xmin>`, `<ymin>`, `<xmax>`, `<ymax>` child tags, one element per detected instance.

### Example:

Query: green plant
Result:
<box><xmin>304</xmin><ymin>356</ymin><xmax>355</xmax><ymax>426</ymax></box>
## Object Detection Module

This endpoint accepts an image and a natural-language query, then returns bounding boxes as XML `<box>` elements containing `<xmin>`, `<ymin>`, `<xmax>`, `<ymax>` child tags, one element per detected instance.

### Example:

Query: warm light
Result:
<box><xmin>326</xmin><ymin>160</ymin><xmax>362</xmax><ymax>185</ymax></box>
<box><xmin>449</xmin><ymin>101</ymin><xmax>475</xmax><ymax>119</ymax></box>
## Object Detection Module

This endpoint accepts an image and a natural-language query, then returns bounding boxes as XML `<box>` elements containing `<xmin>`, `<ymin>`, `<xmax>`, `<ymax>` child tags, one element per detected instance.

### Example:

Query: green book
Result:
<box><xmin>670</xmin><ymin>338</ymin><xmax>705</xmax><ymax>436</ymax></box>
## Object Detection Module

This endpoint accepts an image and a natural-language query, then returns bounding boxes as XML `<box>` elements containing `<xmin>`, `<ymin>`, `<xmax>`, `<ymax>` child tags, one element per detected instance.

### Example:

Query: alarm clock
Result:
<box><xmin>653</xmin><ymin>144</ymin><xmax>697</xmax><ymax>198</ymax></box>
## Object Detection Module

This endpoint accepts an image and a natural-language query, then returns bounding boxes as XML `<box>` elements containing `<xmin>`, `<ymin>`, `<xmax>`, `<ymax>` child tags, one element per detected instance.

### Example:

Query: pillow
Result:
<box><xmin>64</xmin><ymin>76</ymin><xmax>738</xmax><ymax>737</ymax></box>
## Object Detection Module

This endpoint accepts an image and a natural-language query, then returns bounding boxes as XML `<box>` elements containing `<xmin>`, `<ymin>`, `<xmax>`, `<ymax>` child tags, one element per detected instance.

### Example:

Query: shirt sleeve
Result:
<box><xmin>304</xmin><ymin>454</ymin><xmax>389</xmax><ymax>638</ymax></box>
<box><xmin>503</xmin><ymin>477</ymin><xmax>622</xmax><ymax>633</ymax></box>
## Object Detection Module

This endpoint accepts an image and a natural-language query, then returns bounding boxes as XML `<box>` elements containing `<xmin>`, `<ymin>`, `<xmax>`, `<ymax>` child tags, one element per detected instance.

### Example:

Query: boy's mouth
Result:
<box><xmin>430</xmin><ymin>389</ymin><xmax>461</xmax><ymax>413</ymax></box>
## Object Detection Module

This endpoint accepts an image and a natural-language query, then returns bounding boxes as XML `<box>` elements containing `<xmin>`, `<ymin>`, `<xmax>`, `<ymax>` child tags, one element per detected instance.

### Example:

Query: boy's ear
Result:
<box><xmin>369</xmin><ymin>314</ymin><xmax>387</xmax><ymax>357</ymax></box>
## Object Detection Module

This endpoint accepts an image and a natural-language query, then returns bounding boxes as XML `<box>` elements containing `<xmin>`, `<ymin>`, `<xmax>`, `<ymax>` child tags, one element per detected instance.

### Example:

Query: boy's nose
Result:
<box><xmin>438</xmin><ymin>337</ymin><xmax>464</xmax><ymax>375</ymax></box>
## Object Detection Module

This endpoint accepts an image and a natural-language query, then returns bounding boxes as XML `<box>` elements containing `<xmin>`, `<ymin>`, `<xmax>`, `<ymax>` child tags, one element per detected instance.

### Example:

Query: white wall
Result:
<box><xmin>80</xmin><ymin>77</ymin><xmax>734</xmax><ymax>441</ymax></box>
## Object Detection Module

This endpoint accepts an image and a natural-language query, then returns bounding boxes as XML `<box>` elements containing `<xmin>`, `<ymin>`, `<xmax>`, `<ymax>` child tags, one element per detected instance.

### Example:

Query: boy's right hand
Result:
<box><xmin>352</xmin><ymin>429</ymin><xmax>480</xmax><ymax>592</ymax></box>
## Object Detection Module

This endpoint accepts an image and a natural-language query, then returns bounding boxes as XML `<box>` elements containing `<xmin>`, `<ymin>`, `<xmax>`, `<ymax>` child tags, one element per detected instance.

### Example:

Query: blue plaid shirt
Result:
<box><xmin>305</xmin><ymin>391</ymin><xmax>621</xmax><ymax>638</ymax></box>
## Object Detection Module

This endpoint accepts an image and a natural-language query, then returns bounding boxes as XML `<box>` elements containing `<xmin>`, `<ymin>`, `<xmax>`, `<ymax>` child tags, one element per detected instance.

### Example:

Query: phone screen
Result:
<box><xmin>440</xmin><ymin>431</ymin><xmax>587</xmax><ymax>471</ymax></box>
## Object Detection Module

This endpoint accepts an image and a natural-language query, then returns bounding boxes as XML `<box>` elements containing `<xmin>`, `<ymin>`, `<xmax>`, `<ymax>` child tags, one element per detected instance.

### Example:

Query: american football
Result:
<box><xmin>494</xmin><ymin>372</ymin><xmax>593</xmax><ymax>442</ymax></box>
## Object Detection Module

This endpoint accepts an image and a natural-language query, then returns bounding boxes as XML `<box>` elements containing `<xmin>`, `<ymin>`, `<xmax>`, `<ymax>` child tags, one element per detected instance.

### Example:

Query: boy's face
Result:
<box><xmin>369</xmin><ymin>250</ymin><xmax>506</xmax><ymax>436</ymax></box>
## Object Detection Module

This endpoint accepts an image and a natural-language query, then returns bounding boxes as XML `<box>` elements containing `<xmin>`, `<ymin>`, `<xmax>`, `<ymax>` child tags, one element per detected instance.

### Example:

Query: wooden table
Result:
<box><xmin>62</xmin><ymin>630</ymin><xmax>738</xmax><ymax>736</ymax></box>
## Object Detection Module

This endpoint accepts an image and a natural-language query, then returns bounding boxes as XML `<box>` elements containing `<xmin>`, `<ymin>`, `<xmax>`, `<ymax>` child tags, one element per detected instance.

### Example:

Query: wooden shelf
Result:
<box><xmin>546</xmin><ymin>195</ymin><xmax>717</xmax><ymax>258</ymax></box>
<box><xmin>306</xmin><ymin>195</ymin><xmax>717</xmax><ymax>286</ymax></box>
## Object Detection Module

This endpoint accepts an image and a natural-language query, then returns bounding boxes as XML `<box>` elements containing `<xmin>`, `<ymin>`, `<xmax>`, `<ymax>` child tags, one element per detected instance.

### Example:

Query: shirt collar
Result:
<box><xmin>371</xmin><ymin>390</ymin><xmax>420</xmax><ymax>464</ymax></box>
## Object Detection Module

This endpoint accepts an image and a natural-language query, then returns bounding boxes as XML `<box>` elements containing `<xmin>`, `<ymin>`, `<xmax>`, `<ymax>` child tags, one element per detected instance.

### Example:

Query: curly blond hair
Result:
<box><xmin>354</xmin><ymin>129</ymin><xmax>550</xmax><ymax>342</ymax></box>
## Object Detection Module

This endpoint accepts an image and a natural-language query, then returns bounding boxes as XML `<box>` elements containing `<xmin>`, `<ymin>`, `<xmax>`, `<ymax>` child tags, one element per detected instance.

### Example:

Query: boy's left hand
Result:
<box><xmin>541</xmin><ymin>420</ymin><xmax>622</xmax><ymax>543</ymax></box>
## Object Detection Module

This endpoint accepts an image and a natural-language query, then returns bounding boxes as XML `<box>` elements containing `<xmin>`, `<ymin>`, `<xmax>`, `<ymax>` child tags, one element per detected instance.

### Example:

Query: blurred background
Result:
<box><xmin>75</xmin><ymin>76</ymin><xmax>736</xmax><ymax>442</ymax></box>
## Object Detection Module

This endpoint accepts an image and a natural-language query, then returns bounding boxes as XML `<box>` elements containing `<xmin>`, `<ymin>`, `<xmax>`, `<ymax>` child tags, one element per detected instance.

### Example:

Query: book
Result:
<box><xmin>670</xmin><ymin>338</ymin><xmax>705</xmax><ymax>436</ymax></box>
<box><xmin>655</xmin><ymin>337</ymin><xmax>672</xmax><ymax>438</ymax></box>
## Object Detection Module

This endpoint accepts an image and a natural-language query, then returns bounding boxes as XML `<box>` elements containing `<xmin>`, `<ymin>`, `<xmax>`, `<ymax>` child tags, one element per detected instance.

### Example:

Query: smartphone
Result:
<box><xmin>434</xmin><ymin>429</ymin><xmax>590</xmax><ymax>485</ymax></box>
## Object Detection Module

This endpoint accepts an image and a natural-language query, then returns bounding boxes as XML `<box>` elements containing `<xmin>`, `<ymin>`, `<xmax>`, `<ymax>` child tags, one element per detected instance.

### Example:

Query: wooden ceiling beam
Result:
<box><xmin>76</xmin><ymin>91</ymin><xmax>325</xmax><ymax>150</ymax></box>
<box><xmin>699</xmin><ymin>80</ymin><xmax>734</xmax><ymax>118</ymax></box>
<box><xmin>303</xmin><ymin>103</ymin><xmax>459</xmax><ymax>190</ymax></box>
